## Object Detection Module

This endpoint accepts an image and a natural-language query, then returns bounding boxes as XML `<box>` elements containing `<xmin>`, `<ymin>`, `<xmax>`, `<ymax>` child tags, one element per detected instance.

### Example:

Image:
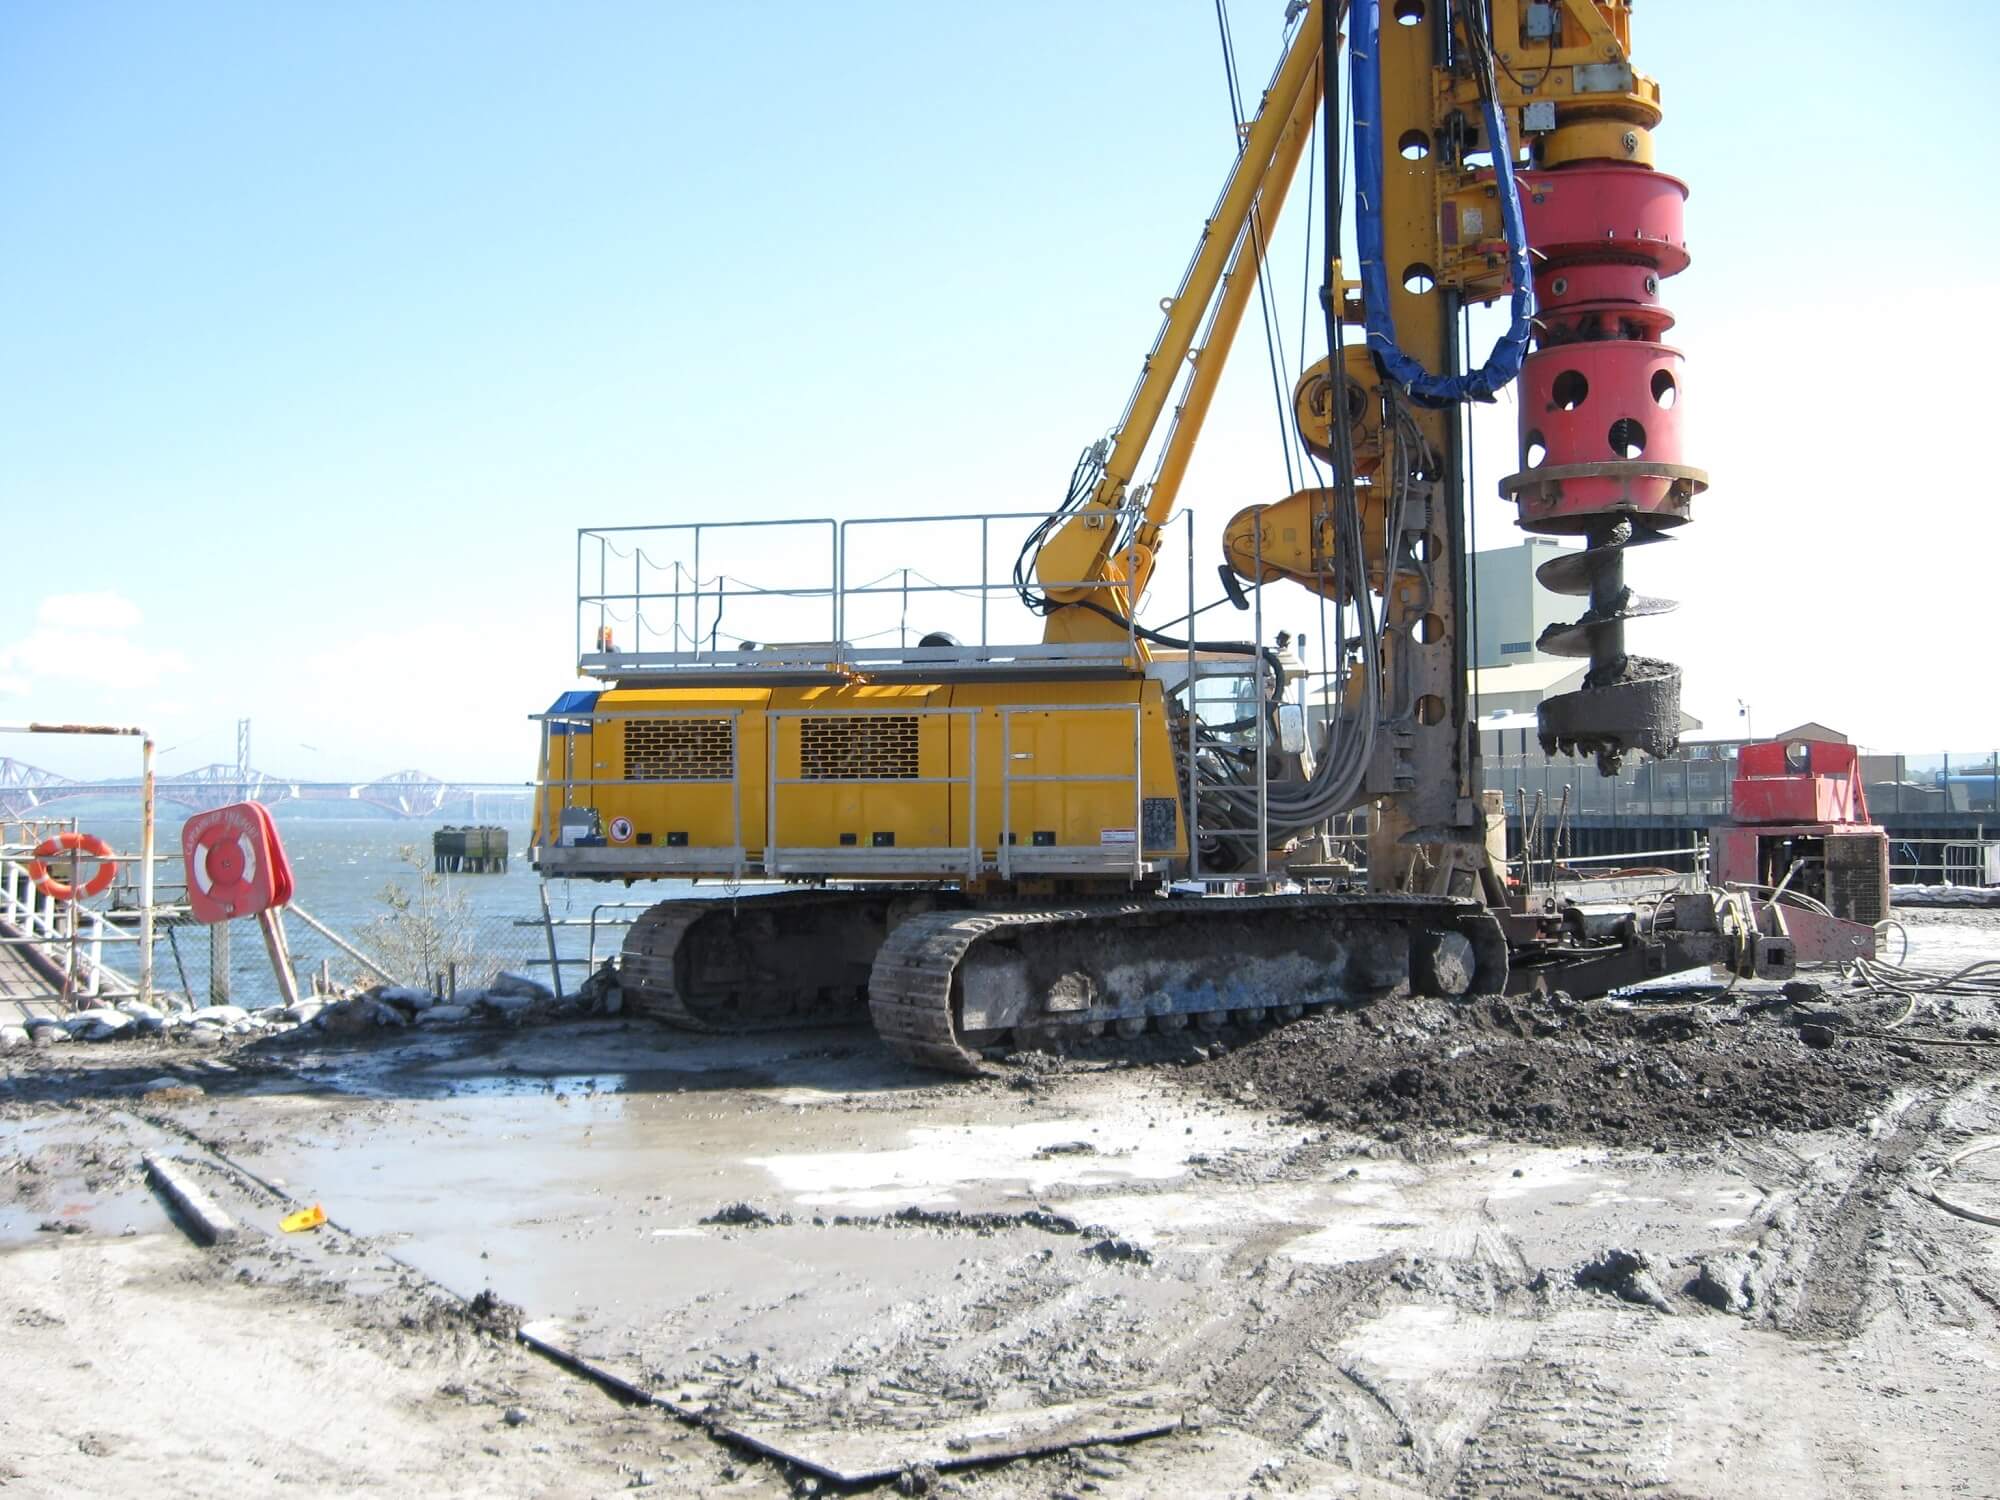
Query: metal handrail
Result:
<box><xmin>1510</xmin><ymin>843</ymin><xmax>1710</xmax><ymax>870</ymax></box>
<box><xmin>578</xmin><ymin>518</ymin><xmax>839</xmax><ymax>669</ymax></box>
<box><xmin>0</xmin><ymin>849</ymin><xmax>136</xmax><ymax>1001</ymax></box>
<box><xmin>836</xmin><ymin>508</ymin><xmax>1145</xmax><ymax>668</ymax></box>
<box><xmin>573</xmin><ymin>507</ymin><xmax>1159</xmax><ymax>678</ymax></box>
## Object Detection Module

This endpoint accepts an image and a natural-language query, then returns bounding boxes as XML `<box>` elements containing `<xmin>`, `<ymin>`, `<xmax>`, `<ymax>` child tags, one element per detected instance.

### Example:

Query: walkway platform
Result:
<box><xmin>0</xmin><ymin>915</ymin><xmax>65</xmax><ymax>1025</ymax></box>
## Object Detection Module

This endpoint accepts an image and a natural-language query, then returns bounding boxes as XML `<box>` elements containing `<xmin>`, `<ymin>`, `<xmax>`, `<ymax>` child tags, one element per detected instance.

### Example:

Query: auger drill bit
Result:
<box><xmin>1533</xmin><ymin>519</ymin><xmax>1679</xmax><ymax>774</ymax></box>
<box><xmin>1500</xmin><ymin>111</ymin><xmax>1708</xmax><ymax>775</ymax></box>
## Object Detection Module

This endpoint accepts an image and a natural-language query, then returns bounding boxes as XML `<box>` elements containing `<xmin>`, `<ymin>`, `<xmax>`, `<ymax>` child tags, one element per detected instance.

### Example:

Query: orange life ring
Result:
<box><xmin>28</xmin><ymin>832</ymin><xmax>118</xmax><ymax>902</ymax></box>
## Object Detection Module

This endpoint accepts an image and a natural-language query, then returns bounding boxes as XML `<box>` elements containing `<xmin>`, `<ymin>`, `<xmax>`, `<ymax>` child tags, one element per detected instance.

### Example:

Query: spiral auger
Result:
<box><xmin>1501</xmin><ymin>131</ymin><xmax>1707</xmax><ymax>775</ymax></box>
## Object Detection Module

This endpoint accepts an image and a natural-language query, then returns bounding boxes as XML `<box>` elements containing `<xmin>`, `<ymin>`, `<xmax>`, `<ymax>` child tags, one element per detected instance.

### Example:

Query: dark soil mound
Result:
<box><xmin>1189</xmin><ymin>991</ymin><xmax>1952</xmax><ymax>1145</ymax></box>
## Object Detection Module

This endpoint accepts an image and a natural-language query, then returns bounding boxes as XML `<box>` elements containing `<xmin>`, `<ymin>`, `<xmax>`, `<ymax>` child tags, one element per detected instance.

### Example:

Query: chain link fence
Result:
<box><xmin>145</xmin><ymin>901</ymin><xmax>612</xmax><ymax>1011</ymax></box>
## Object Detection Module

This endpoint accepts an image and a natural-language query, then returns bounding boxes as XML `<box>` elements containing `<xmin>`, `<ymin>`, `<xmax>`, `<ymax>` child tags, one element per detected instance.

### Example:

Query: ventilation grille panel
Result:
<box><xmin>624</xmin><ymin>718</ymin><xmax>734</xmax><ymax>782</ymax></box>
<box><xmin>799</xmin><ymin>715</ymin><xmax>920</xmax><ymax>780</ymax></box>
<box><xmin>1825</xmin><ymin>833</ymin><xmax>1888</xmax><ymax>926</ymax></box>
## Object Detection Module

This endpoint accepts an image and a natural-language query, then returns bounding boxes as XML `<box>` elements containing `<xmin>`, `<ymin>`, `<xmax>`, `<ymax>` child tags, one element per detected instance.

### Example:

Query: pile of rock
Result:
<box><xmin>1</xmin><ymin>995</ymin><xmax>272</xmax><ymax>1051</ymax></box>
<box><xmin>0</xmin><ymin>962</ymin><xmax>625</xmax><ymax>1053</ymax></box>
<box><xmin>304</xmin><ymin>969</ymin><xmax>616</xmax><ymax>1037</ymax></box>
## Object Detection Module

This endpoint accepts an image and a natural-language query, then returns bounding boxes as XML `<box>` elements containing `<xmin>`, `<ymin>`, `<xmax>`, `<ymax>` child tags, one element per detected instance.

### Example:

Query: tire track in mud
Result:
<box><xmin>1434</xmin><ymin>1124</ymin><xmax>1815</xmax><ymax>1497</ymax></box>
<box><xmin>1445</xmin><ymin>1324</ymin><xmax>1679</xmax><ymax>1499</ymax></box>
<box><xmin>1189</xmin><ymin>1255</ymin><xmax>1443</xmax><ymax>1491</ymax></box>
<box><xmin>1443</xmin><ymin>1080</ymin><xmax>1996</xmax><ymax>1499</ymax></box>
<box><xmin>1785</xmin><ymin>1095</ymin><xmax>1941</xmax><ymax>1340</ymax></box>
<box><xmin>1191</xmin><ymin>1217</ymin><xmax>1552</xmax><ymax>1491</ymax></box>
<box><xmin>1197</xmin><ymin>1258</ymin><xmax>1397</xmax><ymax>1424</ymax></box>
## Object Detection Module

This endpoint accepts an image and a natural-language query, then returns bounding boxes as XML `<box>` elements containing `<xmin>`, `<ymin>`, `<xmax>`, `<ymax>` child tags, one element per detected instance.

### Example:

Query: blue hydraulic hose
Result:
<box><xmin>1348</xmin><ymin>0</ymin><xmax>1534</xmax><ymax>403</ymax></box>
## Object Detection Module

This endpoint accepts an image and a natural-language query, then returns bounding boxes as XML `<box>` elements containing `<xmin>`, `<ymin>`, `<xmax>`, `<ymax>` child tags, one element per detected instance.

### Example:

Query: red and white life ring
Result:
<box><xmin>179</xmin><ymin>802</ymin><xmax>292</xmax><ymax>924</ymax></box>
<box><xmin>28</xmin><ymin>831</ymin><xmax>118</xmax><ymax>901</ymax></box>
<box><xmin>187</xmin><ymin>818</ymin><xmax>261</xmax><ymax>913</ymax></box>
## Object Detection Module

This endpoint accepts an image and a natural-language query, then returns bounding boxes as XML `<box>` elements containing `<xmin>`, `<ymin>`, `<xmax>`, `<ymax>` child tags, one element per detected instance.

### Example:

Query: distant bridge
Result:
<box><xmin>0</xmin><ymin>757</ymin><xmax>533</xmax><ymax>822</ymax></box>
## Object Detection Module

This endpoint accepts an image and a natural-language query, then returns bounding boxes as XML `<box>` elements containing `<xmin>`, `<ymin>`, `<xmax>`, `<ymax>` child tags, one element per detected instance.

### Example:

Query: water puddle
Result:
<box><xmin>0</xmin><ymin>1116</ymin><xmax>174</xmax><ymax>1248</ymax></box>
<box><xmin>750</xmin><ymin>1114</ymin><xmax>1279</xmax><ymax>1210</ymax></box>
<box><xmin>388</xmin><ymin>1068</ymin><xmax>757</xmax><ymax>1100</ymax></box>
<box><xmin>292</xmin><ymin>1021</ymin><xmax>914</xmax><ymax>1105</ymax></box>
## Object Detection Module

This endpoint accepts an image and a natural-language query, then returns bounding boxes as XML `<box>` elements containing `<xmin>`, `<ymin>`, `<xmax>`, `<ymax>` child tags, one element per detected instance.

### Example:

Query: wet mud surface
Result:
<box><xmin>4</xmin><ymin>916</ymin><xmax>1999</xmax><ymax>1497</ymax></box>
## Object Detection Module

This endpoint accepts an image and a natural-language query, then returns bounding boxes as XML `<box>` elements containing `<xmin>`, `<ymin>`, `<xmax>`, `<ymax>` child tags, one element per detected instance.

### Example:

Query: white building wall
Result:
<box><xmin>1470</xmin><ymin>536</ymin><xmax>1580</xmax><ymax>670</ymax></box>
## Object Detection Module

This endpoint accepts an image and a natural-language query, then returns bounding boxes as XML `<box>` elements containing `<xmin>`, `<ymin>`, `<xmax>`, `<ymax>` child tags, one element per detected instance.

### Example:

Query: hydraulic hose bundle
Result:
<box><xmin>1347</xmin><ymin>0</ymin><xmax>1535</xmax><ymax>404</ymax></box>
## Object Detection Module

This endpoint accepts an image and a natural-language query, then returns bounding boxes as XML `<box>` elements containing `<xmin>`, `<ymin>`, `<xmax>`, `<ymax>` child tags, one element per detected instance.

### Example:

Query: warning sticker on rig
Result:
<box><xmin>1099</xmin><ymin>828</ymin><xmax>1137</xmax><ymax>846</ymax></box>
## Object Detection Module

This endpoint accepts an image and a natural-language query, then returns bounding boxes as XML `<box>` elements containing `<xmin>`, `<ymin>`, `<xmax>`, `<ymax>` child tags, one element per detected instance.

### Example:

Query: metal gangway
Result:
<box><xmin>0</xmin><ymin>824</ymin><xmax>145</xmax><ymax>1010</ymax></box>
<box><xmin>0</xmin><ymin>722</ymin><xmax>159</xmax><ymax>1021</ymax></box>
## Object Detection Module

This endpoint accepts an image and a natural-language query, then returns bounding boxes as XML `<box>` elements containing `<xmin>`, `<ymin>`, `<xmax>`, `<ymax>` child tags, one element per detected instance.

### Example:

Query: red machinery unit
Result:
<box><xmin>1712</xmin><ymin>739</ymin><xmax>1887</xmax><ymax>961</ymax></box>
<box><xmin>1728</xmin><ymin>739</ymin><xmax>1871</xmax><ymax>827</ymax></box>
<box><xmin>1500</xmin><ymin>148</ymin><xmax>1709</xmax><ymax>773</ymax></box>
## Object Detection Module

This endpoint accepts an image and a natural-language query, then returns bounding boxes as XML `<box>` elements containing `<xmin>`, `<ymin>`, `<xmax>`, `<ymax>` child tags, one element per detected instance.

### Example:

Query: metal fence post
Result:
<box><xmin>139</xmin><ymin>734</ymin><xmax>155</xmax><ymax>1006</ymax></box>
<box><xmin>1252</xmin><ymin>518</ymin><xmax>1267</xmax><ymax>883</ymax></box>
<box><xmin>538</xmin><ymin>879</ymin><xmax>564</xmax><ymax>1000</ymax></box>
<box><xmin>1187</xmin><ymin>511</ymin><xmax>1199</xmax><ymax>882</ymax></box>
<box><xmin>209</xmin><ymin>922</ymin><xmax>231</xmax><ymax>1005</ymax></box>
<box><xmin>1000</xmin><ymin>712</ymin><xmax>1013</xmax><ymax>881</ymax></box>
<box><xmin>691</xmin><ymin>530</ymin><xmax>704</xmax><ymax>662</ymax></box>
<box><xmin>966</xmin><ymin>709</ymin><xmax>980</xmax><ymax>879</ymax></box>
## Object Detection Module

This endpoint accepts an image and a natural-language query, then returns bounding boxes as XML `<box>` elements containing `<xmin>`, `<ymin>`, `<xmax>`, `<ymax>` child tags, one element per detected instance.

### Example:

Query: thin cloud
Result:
<box><xmin>38</xmin><ymin>591</ymin><xmax>145</xmax><ymax>631</ymax></box>
<box><xmin>0</xmin><ymin>592</ymin><xmax>188</xmax><ymax>690</ymax></box>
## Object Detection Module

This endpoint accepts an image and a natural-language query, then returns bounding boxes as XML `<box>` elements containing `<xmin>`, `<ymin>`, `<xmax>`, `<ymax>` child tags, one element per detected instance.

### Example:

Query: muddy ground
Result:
<box><xmin>4</xmin><ymin>916</ymin><xmax>1999</xmax><ymax>1498</ymax></box>
<box><xmin>1190</xmin><ymin>984</ymin><xmax>1956</xmax><ymax>1144</ymax></box>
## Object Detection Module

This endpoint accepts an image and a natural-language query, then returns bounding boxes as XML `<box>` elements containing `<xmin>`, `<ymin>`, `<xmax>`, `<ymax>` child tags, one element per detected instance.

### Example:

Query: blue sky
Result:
<box><xmin>4</xmin><ymin>1</ymin><xmax>1995</xmax><ymax>780</ymax></box>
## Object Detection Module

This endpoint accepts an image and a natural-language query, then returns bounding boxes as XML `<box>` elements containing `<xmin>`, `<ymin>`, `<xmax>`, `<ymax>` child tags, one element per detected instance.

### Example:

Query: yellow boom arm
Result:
<box><xmin>1036</xmin><ymin>2</ymin><xmax>1325</xmax><ymax>645</ymax></box>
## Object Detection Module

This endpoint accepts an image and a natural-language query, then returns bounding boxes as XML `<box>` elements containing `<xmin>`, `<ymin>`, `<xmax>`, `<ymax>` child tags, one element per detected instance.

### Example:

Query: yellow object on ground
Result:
<box><xmin>279</xmin><ymin>1203</ymin><xmax>327</xmax><ymax>1233</ymax></box>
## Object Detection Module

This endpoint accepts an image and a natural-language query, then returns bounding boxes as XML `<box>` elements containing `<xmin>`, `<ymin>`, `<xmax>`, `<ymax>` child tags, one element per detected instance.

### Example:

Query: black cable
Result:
<box><xmin>1065</xmin><ymin>594</ymin><xmax>1280</xmax><ymax>679</ymax></box>
<box><xmin>1319</xmin><ymin>0</ymin><xmax>1346</xmax><ymax>449</ymax></box>
<box><xmin>1318</xmin><ymin>0</ymin><xmax>1362</xmax><ymax>612</ymax></box>
<box><xmin>1464</xmin><ymin>302</ymin><xmax>1481</xmax><ymax>730</ymax></box>
<box><xmin>1015</xmin><ymin>447</ymin><xmax>1278</xmax><ymax>674</ymax></box>
<box><xmin>1289</xmin><ymin>0</ymin><xmax>1381</xmax><ymax>830</ymax></box>
<box><xmin>1248</xmin><ymin>210</ymin><xmax>1300</xmax><ymax>496</ymax></box>
<box><xmin>1294</xmin><ymin>76</ymin><xmax>1343</xmax><ymax>735</ymax></box>
<box><xmin>1482</xmin><ymin>0</ymin><xmax>1556</xmax><ymax>95</ymax></box>
<box><xmin>1156</xmin><ymin>594</ymin><xmax>1252</xmax><ymax>632</ymax></box>
<box><xmin>1217</xmin><ymin>0</ymin><xmax>1302</xmax><ymax>497</ymax></box>
<box><xmin>1213</xmin><ymin>0</ymin><xmax>1248</xmax><ymax>126</ymax></box>
<box><xmin>1014</xmin><ymin>443</ymin><xmax>1104</xmax><ymax>616</ymax></box>
<box><xmin>1295</xmin><ymin>99</ymin><xmax>1318</xmax><ymax>451</ymax></box>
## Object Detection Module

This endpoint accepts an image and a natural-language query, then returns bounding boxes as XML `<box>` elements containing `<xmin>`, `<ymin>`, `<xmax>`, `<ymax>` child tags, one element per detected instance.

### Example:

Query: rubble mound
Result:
<box><xmin>1189</xmin><ymin>991</ymin><xmax>1951</xmax><ymax>1145</ymax></box>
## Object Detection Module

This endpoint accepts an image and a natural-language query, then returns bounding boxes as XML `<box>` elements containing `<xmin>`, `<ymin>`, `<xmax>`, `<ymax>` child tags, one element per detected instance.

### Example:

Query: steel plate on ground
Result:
<box><xmin>719</xmin><ymin>1391</ymin><xmax>1181</xmax><ymax>1483</ymax></box>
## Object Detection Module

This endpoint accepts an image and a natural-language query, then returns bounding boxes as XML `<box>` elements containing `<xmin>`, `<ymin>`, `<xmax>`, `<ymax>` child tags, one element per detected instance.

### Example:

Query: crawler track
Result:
<box><xmin>869</xmin><ymin>894</ymin><xmax>1509</xmax><ymax>1073</ymax></box>
<box><xmin>622</xmin><ymin>890</ymin><xmax>947</xmax><ymax>1030</ymax></box>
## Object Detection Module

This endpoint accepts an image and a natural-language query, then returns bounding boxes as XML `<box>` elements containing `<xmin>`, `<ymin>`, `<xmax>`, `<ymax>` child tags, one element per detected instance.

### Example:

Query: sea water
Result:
<box><xmin>34</xmin><ymin>812</ymin><xmax>697</xmax><ymax>1008</ymax></box>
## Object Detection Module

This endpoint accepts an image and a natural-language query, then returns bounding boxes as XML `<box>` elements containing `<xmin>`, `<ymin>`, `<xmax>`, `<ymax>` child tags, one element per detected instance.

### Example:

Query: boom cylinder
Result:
<box><xmin>1500</xmin><ymin>112</ymin><xmax>1706</xmax><ymax>773</ymax></box>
